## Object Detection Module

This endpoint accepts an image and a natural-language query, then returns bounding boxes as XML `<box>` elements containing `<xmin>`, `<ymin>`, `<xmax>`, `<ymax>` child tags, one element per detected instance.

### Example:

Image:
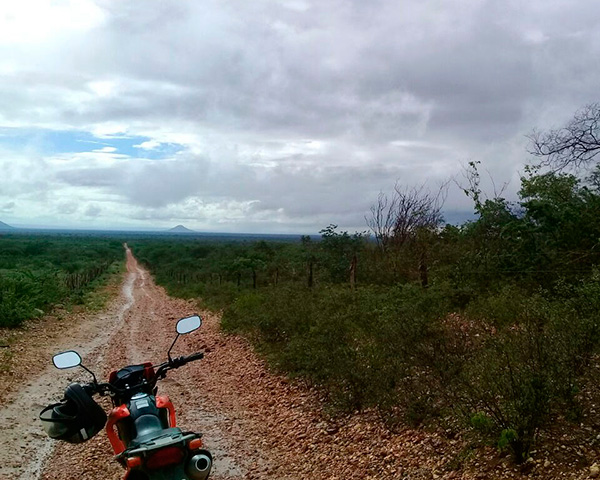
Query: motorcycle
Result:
<box><xmin>40</xmin><ymin>314</ymin><xmax>213</xmax><ymax>480</ymax></box>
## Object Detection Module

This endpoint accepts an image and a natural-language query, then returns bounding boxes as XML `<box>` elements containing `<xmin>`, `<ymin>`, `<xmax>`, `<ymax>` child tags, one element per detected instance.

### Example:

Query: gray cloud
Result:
<box><xmin>56</xmin><ymin>202</ymin><xmax>78</xmax><ymax>215</ymax></box>
<box><xmin>55</xmin><ymin>155</ymin><xmax>212</xmax><ymax>208</ymax></box>
<box><xmin>84</xmin><ymin>204</ymin><xmax>102</xmax><ymax>217</ymax></box>
<box><xmin>2</xmin><ymin>0</ymin><xmax>600</xmax><ymax>231</ymax></box>
<box><xmin>1</xmin><ymin>201</ymin><xmax>15</xmax><ymax>212</ymax></box>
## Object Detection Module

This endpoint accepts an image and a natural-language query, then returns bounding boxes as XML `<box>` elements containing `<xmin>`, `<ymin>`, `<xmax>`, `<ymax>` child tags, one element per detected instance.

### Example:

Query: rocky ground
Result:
<box><xmin>1</xmin><ymin>246</ymin><xmax>599</xmax><ymax>479</ymax></box>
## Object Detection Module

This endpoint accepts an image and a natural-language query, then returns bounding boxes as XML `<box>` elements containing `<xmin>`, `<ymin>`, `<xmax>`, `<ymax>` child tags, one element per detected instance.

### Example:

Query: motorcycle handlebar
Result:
<box><xmin>154</xmin><ymin>350</ymin><xmax>204</xmax><ymax>379</ymax></box>
<box><xmin>172</xmin><ymin>351</ymin><xmax>204</xmax><ymax>366</ymax></box>
<box><xmin>185</xmin><ymin>351</ymin><xmax>204</xmax><ymax>363</ymax></box>
<box><xmin>77</xmin><ymin>351</ymin><xmax>205</xmax><ymax>396</ymax></box>
<box><xmin>81</xmin><ymin>381</ymin><xmax>112</xmax><ymax>396</ymax></box>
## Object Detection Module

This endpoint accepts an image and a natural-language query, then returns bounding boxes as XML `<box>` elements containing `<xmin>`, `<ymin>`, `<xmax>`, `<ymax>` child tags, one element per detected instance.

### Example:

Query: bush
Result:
<box><xmin>0</xmin><ymin>278</ymin><xmax>38</xmax><ymax>327</ymax></box>
<box><xmin>444</xmin><ymin>285</ymin><xmax>600</xmax><ymax>462</ymax></box>
<box><xmin>223</xmin><ymin>283</ymin><xmax>451</xmax><ymax>412</ymax></box>
<box><xmin>222</xmin><ymin>277</ymin><xmax>600</xmax><ymax>462</ymax></box>
<box><xmin>0</xmin><ymin>236</ymin><xmax>123</xmax><ymax>327</ymax></box>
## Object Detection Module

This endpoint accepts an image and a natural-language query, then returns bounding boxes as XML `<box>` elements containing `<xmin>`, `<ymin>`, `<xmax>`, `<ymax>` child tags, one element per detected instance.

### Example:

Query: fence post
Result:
<box><xmin>350</xmin><ymin>254</ymin><xmax>357</xmax><ymax>291</ymax></box>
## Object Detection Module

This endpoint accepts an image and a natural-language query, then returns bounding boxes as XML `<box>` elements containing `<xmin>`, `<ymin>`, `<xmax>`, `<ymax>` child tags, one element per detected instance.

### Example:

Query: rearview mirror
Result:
<box><xmin>176</xmin><ymin>315</ymin><xmax>202</xmax><ymax>335</ymax></box>
<box><xmin>53</xmin><ymin>350</ymin><xmax>82</xmax><ymax>370</ymax></box>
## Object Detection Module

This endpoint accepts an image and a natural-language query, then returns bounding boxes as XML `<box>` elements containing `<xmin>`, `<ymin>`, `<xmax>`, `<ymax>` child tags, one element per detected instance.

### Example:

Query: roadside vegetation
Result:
<box><xmin>129</xmin><ymin>104</ymin><xmax>600</xmax><ymax>463</ymax></box>
<box><xmin>0</xmin><ymin>235</ymin><xmax>124</xmax><ymax>328</ymax></box>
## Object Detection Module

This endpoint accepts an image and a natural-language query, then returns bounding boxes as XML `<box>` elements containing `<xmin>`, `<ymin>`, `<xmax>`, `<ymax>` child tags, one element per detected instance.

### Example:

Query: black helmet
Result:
<box><xmin>40</xmin><ymin>383</ymin><xmax>107</xmax><ymax>443</ymax></box>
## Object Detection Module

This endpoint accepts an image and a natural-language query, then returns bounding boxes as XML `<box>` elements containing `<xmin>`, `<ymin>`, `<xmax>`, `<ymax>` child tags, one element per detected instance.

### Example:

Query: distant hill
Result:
<box><xmin>168</xmin><ymin>225</ymin><xmax>195</xmax><ymax>233</ymax></box>
<box><xmin>0</xmin><ymin>221</ymin><xmax>14</xmax><ymax>230</ymax></box>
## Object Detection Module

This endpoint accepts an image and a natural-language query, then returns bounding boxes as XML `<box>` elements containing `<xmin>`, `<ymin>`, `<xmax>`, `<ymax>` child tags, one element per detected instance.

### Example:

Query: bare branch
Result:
<box><xmin>528</xmin><ymin>103</ymin><xmax>600</xmax><ymax>171</ymax></box>
<box><xmin>485</xmin><ymin>167</ymin><xmax>509</xmax><ymax>199</ymax></box>
<box><xmin>365</xmin><ymin>191</ymin><xmax>397</xmax><ymax>251</ymax></box>
<box><xmin>366</xmin><ymin>181</ymin><xmax>447</xmax><ymax>252</ymax></box>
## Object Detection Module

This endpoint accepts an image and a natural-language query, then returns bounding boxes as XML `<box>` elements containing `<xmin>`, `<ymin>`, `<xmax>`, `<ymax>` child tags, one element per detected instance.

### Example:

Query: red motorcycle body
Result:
<box><xmin>107</xmin><ymin>394</ymin><xmax>176</xmax><ymax>455</ymax></box>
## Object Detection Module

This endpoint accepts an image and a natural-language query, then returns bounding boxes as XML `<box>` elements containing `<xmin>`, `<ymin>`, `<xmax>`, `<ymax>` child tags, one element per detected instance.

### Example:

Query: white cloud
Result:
<box><xmin>0</xmin><ymin>0</ymin><xmax>105</xmax><ymax>45</ymax></box>
<box><xmin>94</xmin><ymin>146</ymin><xmax>117</xmax><ymax>153</ymax></box>
<box><xmin>134</xmin><ymin>140</ymin><xmax>161</xmax><ymax>150</ymax></box>
<box><xmin>88</xmin><ymin>80</ymin><xmax>118</xmax><ymax>98</ymax></box>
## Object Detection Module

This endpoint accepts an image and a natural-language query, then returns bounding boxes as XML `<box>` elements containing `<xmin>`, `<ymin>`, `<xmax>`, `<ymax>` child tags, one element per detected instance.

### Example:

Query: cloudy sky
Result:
<box><xmin>1</xmin><ymin>0</ymin><xmax>599</xmax><ymax>233</ymax></box>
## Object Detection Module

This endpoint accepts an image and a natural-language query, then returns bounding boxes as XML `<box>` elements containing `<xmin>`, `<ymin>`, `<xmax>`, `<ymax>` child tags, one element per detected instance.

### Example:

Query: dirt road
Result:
<box><xmin>1</xmin><ymin>247</ymin><xmax>250</xmax><ymax>480</ymax></box>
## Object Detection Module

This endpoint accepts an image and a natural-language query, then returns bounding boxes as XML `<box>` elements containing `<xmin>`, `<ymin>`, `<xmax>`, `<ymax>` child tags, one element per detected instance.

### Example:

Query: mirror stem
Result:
<box><xmin>167</xmin><ymin>334</ymin><xmax>180</xmax><ymax>364</ymax></box>
<box><xmin>80</xmin><ymin>364</ymin><xmax>98</xmax><ymax>385</ymax></box>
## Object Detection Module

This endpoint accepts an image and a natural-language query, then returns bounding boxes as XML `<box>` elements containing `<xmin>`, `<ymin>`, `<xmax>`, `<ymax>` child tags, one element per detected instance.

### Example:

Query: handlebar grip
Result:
<box><xmin>186</xmin><ymin>351</ymin><xmax>204</xmax><ymax>363</ymax></box>
<box><xmin>166</xmin><ymin>351</ymin><xmax>204</xmax><ymax>370</ymax></box>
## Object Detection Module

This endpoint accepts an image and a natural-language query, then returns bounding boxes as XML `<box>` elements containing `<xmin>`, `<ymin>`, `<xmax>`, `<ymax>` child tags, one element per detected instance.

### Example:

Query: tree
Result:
<box><xmin>318</xmin><ymin>224</ymin><xmax>367</xmax><ymax>284</ymax></box>
<box><xmin>301</xmin><ymin>235</ymin><xmax>316</xmax><ymax>288</ymax></box>
<box><xmin>457</xmin><ymin>161</ymin><xmax>530</xmax><ymax>289</ymax></box>
<box><xmin>366</xmin><ymin>183</ymin><xmax>446</xmax><ymax>252</ymax></box>
<box><xmin>528</xmin><ymin>103</ymin><xmax>600</xmax><ymax>171</ymax></box>
<box><xmin>231</xmin><ymin>255</ymin><xmax>266</xmax><ymax>289</ymax></box>
<box><xmin>519</xmin><ymin>169</ymin><xmax>600</xmax><ymax>274</ymax></box>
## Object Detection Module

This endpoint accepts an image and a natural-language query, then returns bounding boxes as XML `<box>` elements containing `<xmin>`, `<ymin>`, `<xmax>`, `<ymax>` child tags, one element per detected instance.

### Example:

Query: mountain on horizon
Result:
<box><xmin>0</xmin><ymin>220</ymin><xmax>15</xmax><ymax>230</ymax></box>
<box><xmin>168</xmin><ymin>225</ymin><xmax>195</xmax><ymax>233</ymax></box>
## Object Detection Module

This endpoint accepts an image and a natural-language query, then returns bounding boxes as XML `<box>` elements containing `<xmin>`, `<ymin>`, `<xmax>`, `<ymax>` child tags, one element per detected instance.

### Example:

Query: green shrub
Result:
<box><xmin>222</xmin><ymin>283</ymin><xmax>451</xmax><ymax>412</ymax></box>
<box><xmin>0</xmin><ymin>236</ymin><xmax>123</xmax><ymax>327</ymax></box>
<box><xmin>470</xmin><ymin>412</ymin><xmax>494</xmax><ymax>433</ymax></box>
<box><xmin>445</xmin><ymin>284</ymin><xmax>600</xmax><ymax>463</ymax></box>
<box><xmin>498</xmin><ymin>428</ymin><xmax>518</xmax><ymax>451</ymax></box>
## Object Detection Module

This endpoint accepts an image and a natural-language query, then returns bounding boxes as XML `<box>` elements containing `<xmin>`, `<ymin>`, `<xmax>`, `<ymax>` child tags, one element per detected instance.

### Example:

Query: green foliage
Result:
<box><xmin>470</xmin><ymin>412</ymin><xmax>494</xmax><ymax>433</ymax></box>
<box><xmin>448</xmin><ymin>281</ymin><xmax>600</xmax><ymax>462</ymax></box>
<box><xmin>223</xmin><ymin>283</ymin><xmax>451</xmax><ymax>412</ymax></box>
<box><xmin>318</xmin><ymin>224</ymin><xmax>368</xmax><ymax>283</ymax></box>
<box><xmin>0</xmin><ymin>235</ymin><xmax>123</xmax><ymax>327</ymax></box>
<box><xmin>498</xmin><ymin>429</ymin><xmax>518</xmax><ymax>451</ymax></box>
<box><xmin>132</xmin><ymin>161</ymin><xmax>600</xmax><ymax>465</ymax></box>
